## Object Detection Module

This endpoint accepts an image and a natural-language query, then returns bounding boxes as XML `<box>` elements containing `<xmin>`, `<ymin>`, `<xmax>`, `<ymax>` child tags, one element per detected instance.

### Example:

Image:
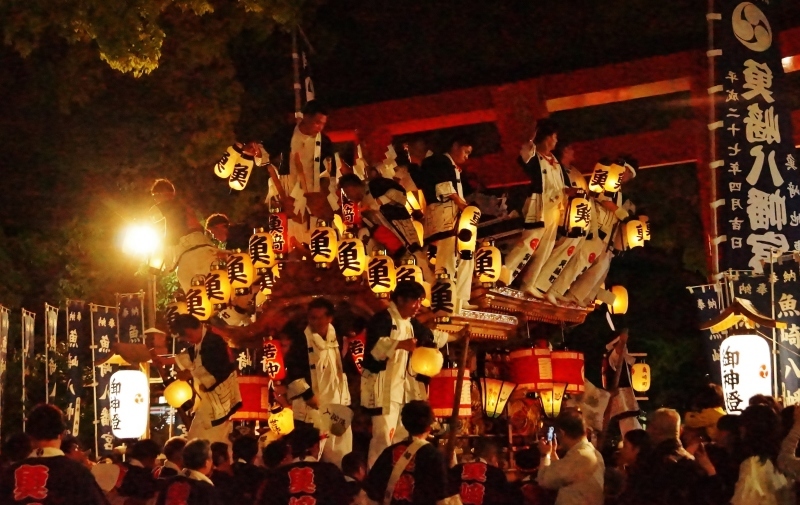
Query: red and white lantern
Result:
<box><xmin>510</xmin><ymin>348</ymin><xmax>553</xmax><ymax>391</ymax></box>
<box><xmin>551</xmin><ymin>350</ymin><xmax>585</xmax><ymax>394</ymax></box>
<box><xmin>428</xmin><ymin>368</ymin><xmax>472</xmax><ymax>418</ymax></box>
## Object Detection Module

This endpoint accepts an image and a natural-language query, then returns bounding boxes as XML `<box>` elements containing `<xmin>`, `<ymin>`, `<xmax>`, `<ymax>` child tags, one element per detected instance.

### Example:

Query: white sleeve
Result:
<box><xmin>435</xmin><ymin>182</ymin><xmax>456</xmax><ymax>201</ymax></box>
<box><xmin>432</xmin><ymin>329</ymin><xmax>450</xmax><ymax>349</ymax></box>
<box><xmin>175</xmin><ymin>350</ymin><xmax>193</xmax><ymax>371</ymax></box>
<box><xmin>371</xmin><ymin>337</ymin><xmax>399</xmax><ymax>361</ymax></box>
<box><xmin>520</xmin><ymin>144</ymin><xmax>536</xmax><ymax>164</ymax></box>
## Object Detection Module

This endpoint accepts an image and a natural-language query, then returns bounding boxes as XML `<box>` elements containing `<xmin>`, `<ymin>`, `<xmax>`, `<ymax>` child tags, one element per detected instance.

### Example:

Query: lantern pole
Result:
<box><xmin>445</xmin><ymin>327</ymin><xmax>470</xmax><ymax>464</ymax></box>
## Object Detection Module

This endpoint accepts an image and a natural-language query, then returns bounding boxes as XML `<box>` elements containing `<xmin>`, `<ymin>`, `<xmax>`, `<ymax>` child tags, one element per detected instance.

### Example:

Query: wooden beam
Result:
<box><xmin>545</xmin><ymin>78</ymin><xmax>693</xmax><ymax>112</ymax></box>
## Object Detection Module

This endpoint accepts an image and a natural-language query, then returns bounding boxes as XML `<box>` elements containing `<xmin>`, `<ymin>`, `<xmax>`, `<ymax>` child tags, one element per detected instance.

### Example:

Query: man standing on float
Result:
<box><xmin>500</xmin><ymin>120</ymin><xmax>569</xmax><ymax>297</ymax></box>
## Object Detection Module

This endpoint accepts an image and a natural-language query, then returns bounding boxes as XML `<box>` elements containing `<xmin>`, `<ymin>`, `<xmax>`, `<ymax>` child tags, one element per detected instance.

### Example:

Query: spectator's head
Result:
<box><xmin>183</xmin><ymin>439</ymin><xmax>213</xmax><ymax>475</ymax></box>
<box><xmin>341</xmin><ymin>452</ymin><xmax>367</xmax><ymax>482</ymax></box>
<box><xmin>400</xmin><ymin>401</ymin><xmax>435</xmax><ymax>437</ymax></box>
<box><xmin>446</xmin><ymin>134</ymin><xmax>474</xmax><ymax>165</ymax></box>
<box><xmin>514</xmin><ymin>448</ymin><xmax>539</xmax><ymax>473</ymax></box>
<box><xmin>299</xmin><ymin>100</ymin><xmax>329</xmax><ymax>136</ymax></box>
<box><xmin>553</xmin><ymin>409</ymin><xmax>587</xmax><ymax>448</ymax></box>
<box><xmin>232</xmin><ymin>436</ymin><xmax>259</xmax><ymax>464</ymax></box>
<box><xmin>60</xmin><ymin>435</ymin><xmax>88</xmax><ymax>466</ymax></box>
<box><xmin>647</xmin><ymin>408</ymin><xmax>681</xmax><ymax>445</ymax></box>
<box><xmin>26</xmin><ymin>404</ymin><xmax>66</xmax><ymax>443</ymax></box>
<box><xmin>289</xmin><ymin>425</ymin><xmax>322</xmax><ymax>459</ymax></box>
<box><xmin>262</xmin><ymin>438</ymin><xmax>290</xmax><ymax>469</ymax></box>
<box><xmin>740</xmin><ymin>404</ymin><xmax>781</xmax><ymax>465</ymax></box>
<box><xmin>390</xmin><ymin>281</ymin><xmax>425</xmax><ymax>319</ymax></box>
<box><xmin>715</xmin><ymin>414</ymin><xmax>741</xmax><ymax>449</ymax></box>
<box><xmin>210</xmin><ymin>441</ymin><xmax>230</xmax><ymax>469</ymax></box>
<box><xmin>781</xmin><ymin>406</ymin><xmax>796</xmax><ymax>440</ymax></box>
<box><xmin>163</xmin><ymin>437</ymin><xmax>187</xmax><ymax>467</ymax></box>
<box><xmin>620</xmin><ymin>429</ymin><xmax>651</xmax><ymax>467</ymax></box>
<box><xmin>307</xmin><ymin>298</ymin><xmax>335</xmax><ymax>335</ymax></box>
<box><xmin>151</xmin><ymin>178</ymin><xmax>176</xmax><ymax>204</ymax></box>
<box><xmin>533</xmin><ymin>119</ymin><xmax>559</xmax><ymax>152</ymax></box>
<box><xmin>130</xmin><ymin>439</ymin><xmax>161</xmax><ymax>469</ymax></box>
<box><xmin>338</xmin><ymin>174</ymin><xmax>366</xmax><ymax>203</ymax></box>
<box><xmin>693</xmin><ymin>383</ymin><xmax>725</xmax><ymax>410</ymax></box>
<box><xmin>205</xmin><ymin>213</ymin><xmax>230</xmax><ymax>243</ymax></box>
<box><xmin>748</xmin><ymin>394</ymin><xmax>781</xmax><ymax>415</ymax></box>
<box><xmin>2</xmin><ymin>433</ymin><xmax>31</xmax><ymax>464</ymax></box>
<box><xmin>172</xmin><ymin>314</ymin><xmax>204</xmax><ymax>344</ymax></box>
<box><xmin>474</xmin><ymin>438</ymin><xmax>500</xmax><ymax>467</ymax></box>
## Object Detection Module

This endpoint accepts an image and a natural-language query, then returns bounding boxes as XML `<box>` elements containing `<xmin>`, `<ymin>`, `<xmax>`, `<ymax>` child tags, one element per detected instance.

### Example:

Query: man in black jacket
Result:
<box><xmin>156</xmin><ymin>439</ymin><xmax>221</xmax><ymax>505</ymax></box>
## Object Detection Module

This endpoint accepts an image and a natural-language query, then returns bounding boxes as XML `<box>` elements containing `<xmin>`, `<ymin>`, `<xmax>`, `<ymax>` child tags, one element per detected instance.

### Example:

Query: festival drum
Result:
<box><xmin>509</xmin><ymin>348</ymin><xmax>553</xmax><ymax>392</ymax></box>
<box><xmin>551</xmin><ymin>350</ymin><xmax>585</xmax><ymax>394</ymax></box>
<box><xmin>231</xmin><ymin>376</ymin><xmax>272</xmax><ymax>421</ymax></box>
<box><xmin>428</xmin><ymin>368</ymin><xmax>472</xmax><ymax>418</ymax></box>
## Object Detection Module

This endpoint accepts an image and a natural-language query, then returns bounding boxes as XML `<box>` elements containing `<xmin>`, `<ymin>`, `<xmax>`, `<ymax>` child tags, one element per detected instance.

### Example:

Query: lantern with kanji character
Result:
<box><xmin>255</xmin><ymin>265</ymin><xmax>277</xmax><ymax>292</ymax></box>
<box><xmin>348</xmin><ymin>331</ymin><xmax>367</xmax><ymax>374</ymax></box>
<box><xmin>227</xmin><ymin>250</ymin><xmax>255</xmax><ymax>289</ymax></box>
<box><xmin>268</xmin><ymin>207</ymin><xmax>290</xmax><ymax>261</ymax></box>
<box><xmin>588</xmin><ymin>161</ymin><xmax>611</xmax><ymax>193</ymax></box>
<box><xmin>164</xmin><ymin>379</ymin><xmax>193</xmax><ymax>408</ymax></box>
<box><xmin>341</xmin><ymin>196</ymin><xmax>361</xmax><ymax>229</ymax></box>
<box><xmin>410</xmin><ymin>346</ymin><xmax>444</xmax><ymax>377</ymax></box>
<box><xmin>250</xmin><ymin>228</ymin><xmax>276</xmax><ymax>268</ymax></box>
<box><xmin>604</xmin><ymin>162</ymin><xmax>626</xmax><ymax>193</ymax></box>
<box><xmin>631</xmin><ymin>362</ymin><xmax>651</xmax><ymax>393</ymax></box>
<box><xmin>228</xmin><ymin>152</ymin><xmax>255</xmax><ymax>191</ymax></box>
<box><xmin>539</xmin><ymin>383</ymin><xmax>567</xmax><ymax>418</ymax></box>
<box><xmin>639</xmin><ymin>215</ymin><xmax>652</xmax><ymax>241</ymax></box>
<box><xmin>624</xmin><ymin>219</ymin><xmax>646</xmax><ymax>250</ymax></box>
<box><xmin>609</xmin><ymin>285</ymin><xmax>628</xmax><ymax>315</ymax></box>
<box><xmin>564</xmin><ymin>190</ymin><xmax>592</xmax><ymax>237</ymax></box>
<box><xmin>310</xmin><ymin>221</ymin><xmax>338</xmax><ymax>269</ymax></box>
<box><xmin>720</xmin><ymin>333</ymin><xmax>772</xmax><ymax>415</ymax></box>
<box><xmin>338</xmin><ymin>233</ymin><xmax>367</xmax><ymax>280</ymax></box>
<box><xmin>214</xmin><ymin>144</ymin><xmax>243</xmax><ymax>179</ymax></box>
<box><xmin>397</xmin><ymin>257</ymin><xmax>424</xmax><ymax>285</ymax></box>
<box><xmin>367</xmin><ymin>249</ymin><xmax>397</xmax><ymax>298</ymax></box>
<box><xmin>551</xmin><ymin>350</ymin><xmax>585</xmax><ymax>394</ymax></box>
<box><xmin>428</xmin><ymin>368</ymin><xmax>472</xmax><ymax>418</ymax></box>
<box><xmin>479</xmin><ymin>377</ymin><xmax>517</xmax><ymax>418</ymax></box>
<box><xmin>109</xmin><ymin>369</ymin><xmax>150</xmax><ymax>439</ymax></box>
<box><xmin>474</xmin><ymin>241</ymin><xmax>501</xmax><ymax>287</ymax></box>
<box><xmin>269</xmin><ymin>405</ymin><xmax>294</xmax><ymax>436</ymax></box>
<box><xmin>260</xmin><ymin>336</ymin><xmax>286</xmax><ymax>382</ymax></box>
<box><xmin>431</xmin><ymin>272</ymin><xmax>456</xmax><ymax>320</ymax></box>
<box><xmin>166</xmin><ymin>292</ymin><xmax>188</xmax><ymax>327</ymax></box>
<box><xmin>205</xmin><ymin>260</ymin><xmax>232</xmax><ymax>310</ymax></box>
<box><xmin>186</xmin><ymin>276</ymin><xmax>214</xmax><ymax>321</ymax></box>
<box><xmin>509</xmin><ymin>348</ymin><xmax>553</xmax><ymax>392</ymax></box>
<box><xmin>456</xmin><ymin>206</ymin><xmax>482</xmax><ymax>260</ymax></box>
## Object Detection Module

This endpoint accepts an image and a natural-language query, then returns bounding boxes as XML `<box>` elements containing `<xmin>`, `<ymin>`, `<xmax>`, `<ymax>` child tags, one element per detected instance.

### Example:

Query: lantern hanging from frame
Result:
<box><xmin>228</xmin><ymin>152</ymin><xmax>255</xmax><ymax>191</ymax></box>
<box><xmin>214</xmin><ymin>144</ymin><xmax>243</xmax><ymax>179</ymax></box>
<box><xmin>337</xmin><ymin>233</ymin><xmax>367</xmax><ymax>280</ymax></box>
<box><xmin>108</xmin><ymin>369</ymin><xmax>150</xmax><ymax>439</ymax></box>
<box><xmin>479</xmin><ymin>377</ymin><xmax>517</xmax><ymax>418</ymax></box>
<box><xmin>609</xmin><ymin>286</ymin><xmax>628</xmax><ymax>315</ymax></box>
<box><xmin>624</xmin><ymin>220</ymin><xmax>646</xmax><ymax>250</ymax></box>
<box><xmin>367</xmin><ymin>249</ymin><xmax>397</xmax><ymax>298</ymax></box>
<box><xmin>604</xmin><ymin>162</ymin><xmax>626</xmax><ymax>193</ymax></box>
<box><xmin>474</xmin><ymin>241</ymin><xmax>501</xmax><ymax>286</ymax></box>
<box><xmin>348</xmin><ymin>330</ymin><xmax>366</xmax><ymax>374</ymax></box>
<box><xmin>205</xmin><ymin>260</ymin><xmax>232</xmax><ymax>310</ymax></box>
<box><xmin>720</xmin><ymin>333</ymin><xmax>772</xmax><ymax>415</ymax></box>
<box><xmin>429</xmin><ymin>368</ymin><xmax>472</xmax><ymax>418</ymax></box>
<box><xmin>456</xmin><ymin>206</ymin><xmax>481</xmax><ymax>260</ymax></box>
<box><xmin>341</xmin><ymin>194</ymin><xmax>361</xmax><ymax>229</ymax></box>
<box><xmin>310</xmin><ymin>221</ymin><xmax>338</xmax><ymax>269</ymax></box>
<box><xmin>639</xmin><ymin>215</ymin><xmax>652</xmax><ymax>241</ymax></box>
<box><xmin>186</xmin><ymin>275</ymin><xmax>214</xmax><ymax>321</ymax></box>
<box><xmin>631</xmin><ymin>362</ymin><xmax>651</xmax><ymax>393</ymax></box>
<box><xmin>551</xmin><ymin>350</ymin><xmax>585</xmax><ymax>394</ymax></box>
<box><xmin>227</xmin><ymin>250</ymin><xmax>255</xmax><ymax>289</ymax></box>
<box><xmin>509</xmin><ymin>348</ymin><xmax>553</xmax><ymax>392</ymax></box>
<box><xmin>539</xmin><ymin>383</ymin><xmax>567</xmax><ymax>418</ymax></box>
<box><xmin>250</xmin><ymin>228</ymin><xmax>276</xmax><ymax>268</ymax></box>
<box><xmin>564</xmin><ymin>190</ymin><xmax>592</xmax><ymax>237</ymax></box>
<box><xmin>405</xmin><ymin>190</ymin><xmax>426</xmax><ymax>214</ymax></box>
<box><xmin>259</xmin><ymin>336</ymin><xmax>286</xmax><ymax>382</ymax></box>
<box><xmin>267</xmin><ymin>381</ymin><xmax>294</xmax><ymax>436</ymax></box>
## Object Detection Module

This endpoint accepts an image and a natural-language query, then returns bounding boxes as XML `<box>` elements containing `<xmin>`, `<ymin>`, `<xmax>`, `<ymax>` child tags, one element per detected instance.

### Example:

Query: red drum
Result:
<box><xmin>510</xmin><ymin>348</ymin><xmax>553</xmax><ymax>391</ymax></box>
<box><xmin>428</xmin><ymin>368</ymin><xmax>472</xmax><ymax>418</ymax></box>
<box><xmin>231</xmin><ymin>376</ymin><xmax>271</xmax><ymax>421</ymax></box>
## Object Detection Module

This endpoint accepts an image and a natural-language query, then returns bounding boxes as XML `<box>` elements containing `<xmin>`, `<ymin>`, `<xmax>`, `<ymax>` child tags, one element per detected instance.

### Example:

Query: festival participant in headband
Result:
<box><xmin>259</xmin><ymin>424</ymin><xmax>349</xmax><ymax>505</ymax></box>
<box><xmin>149</xmin><ymin>178</ymin><xmax>219</xmax><ymax>292</ymax></box>
<box><xmin>263</xmin><ymin>100</ymin><xmax>338</xmax><ymax>243</ymax></box>
<box><xmin>365</xmin><ymin>401</ymin><xmax>458</xmax><ymax>505</ymax></box>
<box><xmin>155</xmin><ymin>439</ymin><xmax>220</xmax><ymax>505</ymax></box>
<box><xmin>500</xmin><ymin>120</ymin><xmax>570</xmax><ymax>297</ymax></box>
<box><xmin>152</xmin><ymin>314</ymin><xmax>242</xmax><ymax>445</ymax></box>
<box><xmin>0</xmin><ymin>404</ymin><xmax>108</xmax><ymax>505</ymax></box>
<box><xmin>418</xmin><ymin>135</ymin><xmax>477</xmax><ymax>311</ymax></box>
<box><xmin>286</xmin><ymin>298</ymin><xmax>353</xmax><ymax>468</ymax></box>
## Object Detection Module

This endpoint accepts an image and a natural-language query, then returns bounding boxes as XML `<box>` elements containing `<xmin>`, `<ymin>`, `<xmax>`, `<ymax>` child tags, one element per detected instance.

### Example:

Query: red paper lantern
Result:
<box><xmin>348</xmin><ymin>331</ymin><xmax>366</xmax><ymax>374</ymax></box>
<box><xmin>268</xmin><ymin>212</ymin><xmax>290</xmax><ymax>258</ymax></box>
<box><xmin>259</xmin><ymin>337</ymin><xmax>286</xmax><ymax>382</ymax></box>
<box><xmin>510</xmin><ymin>348</ymin><xmax>553</xmax><ymax>391</ymax></box>
<box><xmin>428</xmin><ymin>368</ymin><xmax>472</xmax><ymax>418</ymax></box>
<box><xmin>551</xmin><ymin>351</ymin><xmax>585</xmax><ymax>394</ymax></box>
<box><xmin>341</xmin><ymin>197</ymin><xmax>361</xmax><ymax>229</ymax></box>
<box><xmin>231</xmin><ymin>376</ymin><xmax>271</xmax><ymax>421</ymax></box>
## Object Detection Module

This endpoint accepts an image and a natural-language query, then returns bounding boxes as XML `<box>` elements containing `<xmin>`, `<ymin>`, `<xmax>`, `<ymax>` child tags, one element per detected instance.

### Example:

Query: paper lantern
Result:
<box><xmin>639</xmin><ymin>215</ymin><xmax>652</xmax><ymax>241</ymax></box>
<box><xmin>227</xmin><ymin>250</ymin><xmax>255</xmax><ymax>289</ymax></box>
<box><xmin>255</xmin><ymin>266</ymin><xmax>276</xmax><ymax>292</ymax></box>
<box><xmin>509</xmin><ymin>348</ymin><xmax>553</xmax><ymax>391</ymax></box>
<box><xmin>539</xmin><ymin>383</ymin><xmax>567</xmax><ymax>418</ymax></box>
<box><xmin>186</xmin><ymin>276</ymin><xmax>214</xmax><ymax>321</ymax></box>
<box><xmin>551</xmin><ymin>351</ymin><xmax>585</xmax><ymax>394</ymax></box>
<box><xmin>421</xmin><ymin>280</ymin><xmax>432</xmax><ymax>308</ymax></box>
<box><xmin>631</xmin><ymin>362</ymin><xmax>651</xmax><ymax>393</ymax></box>
<box><xmin>431</xmin><ymin>273</ymin><xmax>456</xmax><ymax>319</ymax></box>
<box><xmin>604</xmin><ymin>163</ymin><xmax>626</xmax><ymax>193</ymax></box>
<box><xmin>268</xmin><ymin>406</ymin><xmax>295</xmax><ymax>437</ymax></box>
<box><xmin>409</xmin><ymin>346</ymin><xmax>444</xmax><ymax>377</ymax></box>
<box><xmin>165</xmin><ymin>296</ymin><xmax>188</xmax><ymax>326</ymax></box>
<box><xmin>564</xmin><ymin>190</ymin><xmax>592</xmax><ymax>237</ymax></box>
<box><xmin>348</xmin><ymin>331</ymin><xmax>366</xmax><ymax>374</ymax></box>
<box><xmin>268</xmin><ymin>211</ymin><xmax>290</xmax><ymax>259</ymax></box>
<box><xmin>609</xmin><ymin>286</ymin><xmax>628</xmax><ymax>315</ymax></box>
<box><xmin>588</xmin><ymin>162</ymin><xmax>611</xmax><ymax>193</ymax></box>
<box><xmin>624</xmin><ymin>220</ymin><xmax>646</xmax><ymax>250</ymax></box>
<box><xmin>338</xmin><ymin>233</ymin><xmax>367</xmax><ymax>280</ymax></box>
<box><xmin>164</xmin><ymin>380</ymin><xmax>193</xmax><ymax>408</ymax></box>
<box><xmin>250</xmin><ymin>228</ymin><xmax>276</xmax><ymax>268</ymax></box>
<box><xmin>396</xmin><ymin>258</ymin><xmax>424</xmax><ymax>285</ymax></box>
<box><xmin>109</xmin><ymin>370</ymin><xmax>150</xmax><ymax>439</ymax></box>
<box><xmin>428</xmin><ymin>368</ymin><xmax>472</xmax><ymax>418</ymax></box>
<box><xmin>720</xmin><ymin>334</ymin><xmax>772</xmax><ymax>414</ymax></box>
<box><xmin>414</xmin><ymin>221</ymin><xmax>424</xmax><ymax>244</ymax></box>
<box><xmin>214</xmin><ymin>144</ymin><xmax>243</xmax><ymax>179</ymax></box>
<box><xmin>205</xmin><ymin>260</ymin><xmax>232</xmax><ymax>310</ymax></box>
<box><xmin>407</xmin><ymin>190</ymin><xmax>426</xmax><ymax>213</ymax></box>
<box><xmin>231</xmin><ymin>376</ymin><xmax>272</xmax><ymax>421</ymax></box>
<box><xmin>474</xmin><ymin>241</ymin><xmax>501</xmax><ymax>286</ymax></box>
<box><xmin>310</xmin><ymin>222</ymin><xmax>338</xmax><ymax>269</ymax></box>
<box><xmin>260</xmin><ymin>336</ymin><xmax>286</xmax><ymax>381</ymax></box>
<box><xmin>480</xmin><ymin>377</ymin><xmax>517</xmax><ymax>418</ymax></box>
<box><xmin>228</xmin><ymin>153</ymin><xmax>255</xmax><ymax>191</ymax></box>
<box><xmin>341</xmin><ymin>198</ymin><xmax>361</xmax><ymax>229</ymax></box>
<box><xmin>456</xmin><ymin>206</ymin><xmax>481</xmax><ymax>260</ymax></box>
<box><xmin>367</xmin><ymin>249</ymin><xmax>397</xmax><ymax>298</ymax></box>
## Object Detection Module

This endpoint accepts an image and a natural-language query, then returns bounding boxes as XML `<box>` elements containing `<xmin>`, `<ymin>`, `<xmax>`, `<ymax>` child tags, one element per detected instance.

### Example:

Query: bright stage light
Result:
<box><xmin>121</xmin><ymin>224</ymin><xmax>161</xmax><ymax>258</ymax></box>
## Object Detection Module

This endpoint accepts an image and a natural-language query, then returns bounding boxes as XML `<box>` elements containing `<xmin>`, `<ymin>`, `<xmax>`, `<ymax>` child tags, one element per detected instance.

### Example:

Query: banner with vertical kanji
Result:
<box><xmin>65</xmin><ymin>300</ymin><xmax>88</xmax><ymax>436</ymax></box>
<box><xmin>729</xmin><ymin>269</ymin><xmax>773</xmax><ymax>314</ymax></box>
<box><xmin>21</xmin><ymin>308</ymin><xmax>35</xmax><ymax>427</ymax></box>
<box><xmin>116</xmin><ymin>293</ymin><xmax>145</xmax><ymax>345</ymax></box>
<box><xmin>687</xmin><ymin>284</ymin><xmax>725</xmax><ymax>383</ymax></box>
<box><xmin>90</xmin><ymin>304</ymin><xmax>118</xmax><ymax>457</ymax></box>
<box><xmin>45</xmin><ymin>304</ymin><xmax>58</xmax><ymax>401</ymax></box>
<box><xmin>714</xmin><ymin>0</ymin><xmax>800</xmax><ymax>272</ymax></box>
<box><xmin>770</xmin><ymin>256</ymin><xmax>800</xmax><ymax>407</ymax></box>
<box><xmin>0</xmin><ymin>306</ymin><xmax>9</xmax><ymax>443</ymax></box>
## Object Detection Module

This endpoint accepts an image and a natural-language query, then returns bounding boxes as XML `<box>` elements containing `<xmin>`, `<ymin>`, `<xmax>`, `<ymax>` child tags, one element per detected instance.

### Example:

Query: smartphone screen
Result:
<box><xmin>546</xmin><ymin>426</ymin><xmax>555</xmax><ymax>442</ymax></box>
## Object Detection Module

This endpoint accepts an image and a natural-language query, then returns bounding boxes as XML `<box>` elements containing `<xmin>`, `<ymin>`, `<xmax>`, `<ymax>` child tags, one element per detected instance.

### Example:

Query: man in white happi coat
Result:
<box><xmin>500</xmin><ymin>120</ymin><xmax>569</xmax><ymax>297</ymax></box>
<box><xmin>286</xmin><ymin>297</ymin><xmax>352</xmax><ymax>468</ymax></box>
<box><xmin>361</xmin><ymin>282</ymin><xmax>449</xmax><ymax>467</ymax></box>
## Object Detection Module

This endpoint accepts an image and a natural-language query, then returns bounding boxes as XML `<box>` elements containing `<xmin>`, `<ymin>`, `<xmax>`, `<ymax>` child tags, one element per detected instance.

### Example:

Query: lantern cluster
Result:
<box><xmin>588</xmin><ymin>160</ymin><xmax>626</xmax><ymax>194</ymax></box>
<box><xmin>509</xmin><ymin>348</ymin><xmax>585</xmax><ymax>418</ymax></box>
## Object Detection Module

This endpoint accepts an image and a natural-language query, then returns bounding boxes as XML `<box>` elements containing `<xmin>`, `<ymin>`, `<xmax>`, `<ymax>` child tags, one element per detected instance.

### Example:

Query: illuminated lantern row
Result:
<box><xmin>409</xmin><ymin>346</ymin><xmax>444</xmax><ymax>377</ymax></box>
<box><xmin>720</xmin><ymin>333</ymin><xmax>772</xmax><ymax>415</ymax></box>
<box><xmin>456</xmin><ymin>206</ymin><xmax>481</xmax><ymax>260</ymax></box>
<box><xmin>588</xmin><ymin>160</ymin><xmax>626</xmax><ymax>194</ymax></box>
<box><xmin>250</xmin><ymin>228</ymin><xmax>276</xmax><ymax>268</ymax></box>
<box><xmin>338</xmin><ymin>233</ymin><xmax>367</xmax><ymax>280</ymax></box>
<box><xmin>228</xmin><ymin>250</ymin><xmax>255</xmax><ymax>289</ymax></box>
<box><xmin>474</xmin><ymin>241</ymin><xmax>501</xmax><ymax>286</ymax></box>
<box><xmin>510</xmin><ymin>348</ymin><xmax>585</xmax><ymax>418</ymax></box>
<box><xmin>480</xmin><ymin>377</ymin><xmax>517</xmax><ymax>418</ymax></box>
<box><xmin>631</xmin><ymin>362</ymin><xmax>651</xmax><ymax>393</ymax></box>
<box><xmin>229</xmin><ymin>153</ymin><xmax>255</xmax><ymax>191</ymax></box>
<box><xmin>624</xmin><ymin>219</ymin><xmax>646</xmax><ymax>250</ymax></box>
<box><xmin>187</xmin><ymin>275</ymin><xmax>213</xmax><ymax>321</ymax></box>
<box><xmin>310</xmin><ymin>221</ymin><xmax>338</xmax><ymax>269</ymax></box>
<box><xmin>205</xmin><ymin>260</ymin><xmax>232</xmax><ymax>311</ymax></box>
<box><xmin>214</xmin><ymin>144</ymin><xmax>244</xmax><ymax>179</ymax></box>
<box><xmin>367</xmin><ymin>249</ymin><xmax>397</xmax><ymax>298</ymax></box>
<box><xmin>428</xmin><ymin>368</ymin><xmax>472</xmax><ymax>418</ymax></box>
<box><xmin>109</xmin><ymin>370</ymin><xmax>149</xmax><ymax>439</ymax></box>
<box><xmin>564</xmin><ymin>190</ymin><xmax>592</xmax><ymax>237</ymax></box>
<box><xmin>609</xmin><ymin>285</ymin><xmax>628</xmax><ymax>315</ymax></box>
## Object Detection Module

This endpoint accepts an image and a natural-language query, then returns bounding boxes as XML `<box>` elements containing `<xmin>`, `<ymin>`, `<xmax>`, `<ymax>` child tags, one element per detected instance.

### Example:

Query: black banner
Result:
<box><xmin>687</xmin><ymin>284</ymin><xmax>725</xmax><ymax>383</ymax></box>
<box><xmin>0</xmin><ymin>306</ymin><xmax>9</xmax><ymax>443</ymax></box>
<box><xmin>45</xmin><ymin>304</ymin><xmax>58</xmax><ymax>401</ymax></box>
<box><xmin>65</xmin><ymin>300</ymin><xmax>88</xmax><ymax>436</ymax></box>
<box><xmin>769</xmin><ymin>257</ymin><xmax>800</xmax><ymax>406</ymax></box>
<box><xmin>715</xmin><ymin>0</ymin><xmax>800</xmax><ymax>272</ymax></box>
<box><xmin>117</xmin><ymin>293</ymin><xmax>145</xmax><ymax>345</ymax></box>
<box><xmin>91</xmin><ymin>304</ymin><xmax>118</xmax><ymax>457</ymax></box>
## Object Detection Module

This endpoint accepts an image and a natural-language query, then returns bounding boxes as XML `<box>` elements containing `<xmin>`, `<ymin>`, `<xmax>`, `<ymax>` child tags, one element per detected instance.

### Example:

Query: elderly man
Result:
<box><xmin>156</xmin><ymin>439</ymin><xmax>220</xmax><ymax>505</ymax></box>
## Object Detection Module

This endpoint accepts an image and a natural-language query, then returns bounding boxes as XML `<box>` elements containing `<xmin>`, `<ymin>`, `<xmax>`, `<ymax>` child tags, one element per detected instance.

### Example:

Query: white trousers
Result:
<box><xmin>187</xmin><ymin>402</ymin><xmax>233</xmax><ymax>447</ymax></box>
<box><xmin>568</xmin><ymin>249</ymin><xmax>614</xmax><ymax>305</ymax></box>
<box><xmin>320</xmin><ymin>425</ymin><xmax>353</xmax><ymax>469</ymax></box>
<box><xmin>435</xmin><ymin>236</ymin><xmax>474</xmax><ymax>306</ymax></box>
<box><xmin>548</xmin><ymin>234</ymin><xmax>607</xmax><ymax>297</ymax></box>
<box><xmin>531</xmin><ymin>235</ymin><xmax>585</xmax><ymax>296</ymax></box>
<box><xmin>368</xmin><ymin>401</ymin><xmax>409</xmax><ymax>468</ymax></box>
<box><xmin>175</xmin><ymin>232</ymin><xmax>218</xmax><ymax>293</ymax></box>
